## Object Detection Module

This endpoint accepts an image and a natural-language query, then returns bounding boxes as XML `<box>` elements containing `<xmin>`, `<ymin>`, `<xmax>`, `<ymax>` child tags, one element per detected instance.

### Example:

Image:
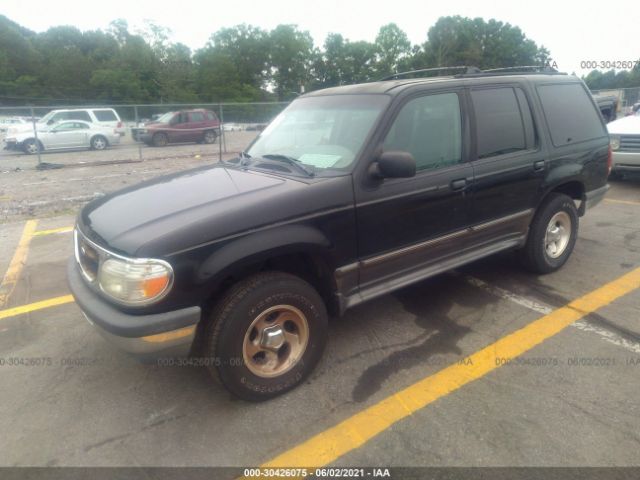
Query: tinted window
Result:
<box><xmin>472</xmin><ymin>88</ymin><xmax>526</xmax><ymax>159</ymax></box>
<box><xmin>65</xmin><ymin>111</ymin><xmax>92</xmax><ymax>122</ymax></box>
<box><xmin>383</xmin><ymin>93</ymin><xmax>462</xmax><ymax>171</ymax></box>
<box><xmin>190</xmin><ymin>112</ymin><xmax>205</xmax><ymax>122</ymax></box>
<box><xmin>206</xmin><ymin>111</ymin><xmax>218</xmax><ymax>121</ymax></box>
<box><xmin>537</xmin><ymin>83</ymin><xmax>607</xmax><ymax>146</ymax></box>
<box><xmin>93</xmin><ymin>110</ymin><xmax>118</xmax><ymax>122</ymax></box>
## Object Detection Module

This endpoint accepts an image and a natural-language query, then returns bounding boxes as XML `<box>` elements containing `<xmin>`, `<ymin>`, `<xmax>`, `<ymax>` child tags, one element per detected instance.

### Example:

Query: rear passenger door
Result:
<box><xmin>187</xmin><ymin>111</ymin><xmax>206</xmax><ymax>142</ymax></box>
<box><xmin>467</xmin><ymin>85</ymin><xmax>544</xmax><ymax>247</ymax></box>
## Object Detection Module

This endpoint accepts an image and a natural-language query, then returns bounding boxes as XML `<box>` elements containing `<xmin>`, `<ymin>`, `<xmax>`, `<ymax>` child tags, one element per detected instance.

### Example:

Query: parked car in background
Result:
<box><xmin>134</xmin><ymin>109</ymin><xmax>220</xmax><ymax>146</ymax></box>
<box><xmin>5</xmin><ymin>120</ymin><xmax>121</xmax><ymax>154</ymax></box>
<box><xmin>0</xmin><ymin>117</ymin><xmax>30</xmax><ymax>134</ymax></box>
<box><xmin>592</xmin><ymin>93</ymin><xmax>619</xmax><ymax>123</ymax></box>
<box><xmin>222</xmin><ymin>123</ymin><xmax>243</xmax><ymax>132</ymax></box>
<box><xmin>6</xmin><ymin>108</ymin><xmax>125</xmax><ymax>138</ymax></box>
<box><xmin>608</xmin><ymin>108</ymin><xmax>640</xmax><ymax>177</ymax></box>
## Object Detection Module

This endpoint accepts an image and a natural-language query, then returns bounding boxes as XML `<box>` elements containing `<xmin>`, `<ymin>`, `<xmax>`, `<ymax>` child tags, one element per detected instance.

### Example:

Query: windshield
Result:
<box><xmin>155</xmin><ymin>112</ymin><xmax>176</xmax><ymax>123</ymax></box>
<box><xmin>246</xmin><ymin>94</ymin><xmax>389</xmax><ymax>173</ymax></box>
<box><xmin>38</xmin><ymin>111</ymin><xmax>57</xmax><ymax>123</ymax></box>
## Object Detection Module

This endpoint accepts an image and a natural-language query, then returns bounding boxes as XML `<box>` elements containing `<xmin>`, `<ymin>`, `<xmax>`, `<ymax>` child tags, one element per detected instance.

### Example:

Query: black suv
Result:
<box><xmin>68</xmin><ymin>68</ymin><xmax>610</xmax><ymax>401</ymax></box>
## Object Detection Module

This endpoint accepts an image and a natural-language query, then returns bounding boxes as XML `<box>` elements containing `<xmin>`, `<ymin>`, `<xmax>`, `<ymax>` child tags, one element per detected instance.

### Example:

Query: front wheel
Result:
<box><xmin>519</xmin><ymin>193</ymin><xmax>579</xmax><ymax>274</ymax></box>
<box><xmin>22</xmin><ymin>139</ymin><xmax>42</xmax><ymax>155</ymax></box>
<box><xmin>204</xmin><ymin>272</ymin><xmax>328</xmax><ymax>401</ymax></box>
<box><xmin>152</xmin><ymin>132</ymin><xmax>168</xmax><ymax>147</ymax></box>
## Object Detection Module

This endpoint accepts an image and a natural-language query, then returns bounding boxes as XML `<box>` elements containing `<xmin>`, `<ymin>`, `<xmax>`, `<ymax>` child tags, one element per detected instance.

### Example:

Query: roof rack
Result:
<box><xmin>481</xmin><ymin>65</ymin><xmax>559</xmax><ymax>73</ymax></box>
<box><xmin>378</xmin><ymin>65</ymin><xmax>565</xmax><ymax>82</ymax></box>
<box><xmin>379</xmin><ymin>66</ymin><xmax>482</xmax><ymax>81</ymax></box>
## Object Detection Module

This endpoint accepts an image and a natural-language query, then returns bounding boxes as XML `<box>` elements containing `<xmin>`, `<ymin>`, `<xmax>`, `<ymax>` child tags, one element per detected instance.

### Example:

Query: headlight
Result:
<box><xmin>98</xmin><ymin>257</ymin><xmax>173</xmax><ymax>306</ymax></box>
<box><xmin>610</xmin><ymin>135</ymin><xmax>620</xmax><ymax>151</ymax></box>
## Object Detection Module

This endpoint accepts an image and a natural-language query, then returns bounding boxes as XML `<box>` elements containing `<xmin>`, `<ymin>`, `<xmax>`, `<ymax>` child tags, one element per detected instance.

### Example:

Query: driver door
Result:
<box><xmin>354</xmin><ymin>90</ymin><xmax>474</xmax><ymax>295</ymax></box>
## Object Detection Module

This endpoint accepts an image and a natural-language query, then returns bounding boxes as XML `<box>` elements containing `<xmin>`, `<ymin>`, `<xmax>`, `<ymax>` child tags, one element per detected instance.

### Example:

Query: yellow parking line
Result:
<box><xmin>32</xmin><ymin>226</ymin><xmax>73</xmax><ymax>237</ymax></box>
<box><xmin>0</xmin><ymin>295</ymin><xmax>74</xmax><ymax>320</ymax></box>
<box><xmin>605</xmin><ymin>198</ymin><xmax>640</xmax><ymax>206</ymax></box>
<box><xmin>0</xmin><ymin>220</ymin><xmax>38</xmax><ymax>307</ymax></box>
<box><xmin>257</xmin><ymin>267</ymin><xmax>640</xmax><ymax>470</ymax></box>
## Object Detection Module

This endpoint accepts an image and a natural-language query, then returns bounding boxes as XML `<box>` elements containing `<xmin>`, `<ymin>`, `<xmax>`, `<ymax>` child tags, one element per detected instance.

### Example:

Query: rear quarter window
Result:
<box><xmin>93</xmin><ymin>110</ymin><xmax>118</xmax><ymax>122</ymax></box>
<box><xmin>537</xmin><ymin>83</ymin><xmax>607</xmax><ymax>147</ymax></box>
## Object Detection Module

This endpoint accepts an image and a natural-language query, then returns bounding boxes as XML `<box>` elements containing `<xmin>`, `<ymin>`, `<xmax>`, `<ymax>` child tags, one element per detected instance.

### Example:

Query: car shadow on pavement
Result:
<box><xmin>350</xmin><ymin>274</ymin><xmax>500</xmax><ymax>403</ymax></box>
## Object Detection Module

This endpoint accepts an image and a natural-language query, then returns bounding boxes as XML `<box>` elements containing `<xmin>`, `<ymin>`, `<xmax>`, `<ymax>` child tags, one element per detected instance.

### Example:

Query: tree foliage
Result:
<box><xmin>1</xmin><ymin>13</ymin><xmax>626</xmax><ymax>106</ymax></box>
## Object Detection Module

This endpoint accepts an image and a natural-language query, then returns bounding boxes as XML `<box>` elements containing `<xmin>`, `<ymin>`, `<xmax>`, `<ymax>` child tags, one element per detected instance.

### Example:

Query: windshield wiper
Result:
<box><xmin>259</xmin><ymin>154</ymin><xmax>315</xmax><ymax>177</ymax></box>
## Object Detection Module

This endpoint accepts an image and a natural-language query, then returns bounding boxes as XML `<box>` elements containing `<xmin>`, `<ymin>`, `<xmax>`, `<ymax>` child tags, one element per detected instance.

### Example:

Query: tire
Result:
<box><xmin>152</xmin><ymin>132</ymin><xmax>168</xmax><ymax>147</ymax></box>
<box><xmin>519</xmin><ymin>193</ymin><xmax>579</xmax><ymax>274</ymax></box>
<box><xmin>204</xmin><ymin>271</ymin><xmax>328</xmax><ymax>401</ymax></box>
<box><xmin>202</xmin><ymin>130</ymin><xmax>217</xmax><ymax>144</ymax></box>
<box><xmin>90</xmin><ymin>135</ymin><xmax>108</xmax><ymax>151</ymax></box>
<box><xmin>22</xmin><ymin>139</ymin><xmax>42</xmax><ymax>155</ymax></box>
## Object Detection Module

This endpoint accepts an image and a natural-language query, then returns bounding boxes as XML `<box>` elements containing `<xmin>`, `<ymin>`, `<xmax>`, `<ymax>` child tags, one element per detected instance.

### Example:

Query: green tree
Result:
<box><xmin>269</xmin><ymin>25</ymin><xmax>314</xmax><ymax>100</ymax></box>
<box><xmin>374</xmin><ymin>23</ymin><xmax>411</xmax><ymax>77</ymax></box>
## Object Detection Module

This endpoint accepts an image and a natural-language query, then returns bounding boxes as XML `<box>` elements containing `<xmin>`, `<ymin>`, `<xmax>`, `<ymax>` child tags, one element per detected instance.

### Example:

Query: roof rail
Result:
<box><xmin>379</xmin><ymin>66</ymin><xmax>481</xmax><ymax>81</ymax></box>
<box><xmin>481</xmin><ymin>65</ymin><xmax>559</xmax><ymax>73</ymax></box>
<box><xmin>378</xmin><ymin>65</ymin><xmax>565</xmax><ymax>82</ymax></box>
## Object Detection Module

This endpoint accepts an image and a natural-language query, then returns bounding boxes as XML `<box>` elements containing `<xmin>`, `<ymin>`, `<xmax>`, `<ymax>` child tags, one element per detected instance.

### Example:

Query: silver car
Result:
<box><xmin>5</xmin><ymin>120</ymin><xmax>121</xmax><ymax>154</ymax></box>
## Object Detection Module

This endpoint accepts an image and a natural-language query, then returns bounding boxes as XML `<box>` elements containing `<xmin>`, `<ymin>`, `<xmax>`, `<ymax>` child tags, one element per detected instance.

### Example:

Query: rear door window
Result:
<box><xmin>471</xmin><ymin>87</ymin><xmax>529</xmax><ymax>159</ymax></box>
<box><xmin>537</xmin><ymin>83</ymin><xmax>607</xmax><ymax>146</ymax></box>
<box><xmin>93</xmin><ymin>110</ymin><xmax>118</xmax><ymax>122</ymax></box>
<box><xmin>189</xmin><ymin>112</ymin><xmax>205</xmax><ymax>122</ymax></box>
<box><xmin>67</xmin><ymin>111</ymin><xmax>92</xmax><ymax>122</ymax></box>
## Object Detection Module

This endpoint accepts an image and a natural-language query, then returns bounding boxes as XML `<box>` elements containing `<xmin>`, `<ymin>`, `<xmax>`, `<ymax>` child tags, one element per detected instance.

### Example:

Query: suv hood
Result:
<box><xmin>78</xmin><ymin>164</ymin><xmax>352</xmax><ymax>257</ymax></box>
<box><xmin>607</xmin><ymin>115</ymin><xmax>640</xmax><ymax>135</ymax></box>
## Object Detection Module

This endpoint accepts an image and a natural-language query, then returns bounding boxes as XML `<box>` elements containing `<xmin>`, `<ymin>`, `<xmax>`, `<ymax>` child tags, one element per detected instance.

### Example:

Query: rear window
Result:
<box><xmin>93</xmin><ymin>110</ymin><xmax>118</xmax><ymax>122</ymax></box>
<box><xmin>537</xmin><ymin>83</ymin><xmax>607</xmax><ymax>147</ymax></box>
<box><xmin>206</xmin><ymin>111</ymin><xmax>218</xmax><ymax>121</ymax></box>
<box><xmin>471</xmin><ymin>87</ymin><xmax>529</xmax><ymax>159</ymax></box>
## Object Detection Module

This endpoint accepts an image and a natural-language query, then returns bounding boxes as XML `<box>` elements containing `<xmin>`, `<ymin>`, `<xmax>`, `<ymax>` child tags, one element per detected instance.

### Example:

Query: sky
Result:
<box><xmin>1</xmin><ymin>0</ymin><xmax>639</xmax><ymax>76</ymax></box>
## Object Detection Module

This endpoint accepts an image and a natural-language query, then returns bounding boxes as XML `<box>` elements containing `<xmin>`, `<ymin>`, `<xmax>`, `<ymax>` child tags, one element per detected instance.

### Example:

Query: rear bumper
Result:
<box><xmin>612</xmin><ymin>151</ymin><xmax>640</xmax><ymax>172</ymax></box>
<box><xmin>580</xmin><ymin>184</ymin><xmax>609</xmax><ymax>215</ymax></box>
<box><xmin>67</xmin><ymin>258</ymin><xmax>200</xmax><ymax>357</ymax></box>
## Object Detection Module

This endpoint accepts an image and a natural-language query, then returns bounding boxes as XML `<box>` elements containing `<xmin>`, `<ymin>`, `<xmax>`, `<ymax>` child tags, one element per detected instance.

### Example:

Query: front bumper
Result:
<box><xmin>67</xmin><ymin>258</ymin><xmax>200</xmax><ymax>357</ymax></box>
<box><xmin>612</xmin><ymin>151</ymin><xmax>640</xmax><ymax>172</ymax></box>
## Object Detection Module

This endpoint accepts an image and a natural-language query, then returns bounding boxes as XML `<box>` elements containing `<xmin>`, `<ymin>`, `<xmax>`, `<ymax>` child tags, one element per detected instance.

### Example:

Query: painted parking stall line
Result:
<box><xmin>458</xmin><ymin>273</ymin><xmax>640</xmax><ymax>354</ymax></box>
<box><xmin>0</xmin><ymin>219</ymin><xmax>38</xmax><ymax>308</ymax></box>
<box><xmin>250</xmin><ymin>267</ymin><xmax>640</xmax><ymax>471</ymax></box>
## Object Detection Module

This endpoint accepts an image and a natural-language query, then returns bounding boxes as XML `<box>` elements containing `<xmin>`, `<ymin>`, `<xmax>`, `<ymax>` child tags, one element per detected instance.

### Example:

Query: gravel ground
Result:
<box><xmin>0</xmin><ymin>131</ymin><xmax>258</xmax><ymax>222</ymax></box>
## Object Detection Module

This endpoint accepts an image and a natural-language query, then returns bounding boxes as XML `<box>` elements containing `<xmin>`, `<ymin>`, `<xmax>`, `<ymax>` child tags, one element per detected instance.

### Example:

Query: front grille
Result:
<box><xmin>74</xmin><ymin>230</ymin><xmax>100</xmax><ymax>282</ymax></box>
<box><xmin>620</xmin><ymin>135</ymin><xmax>640</xmax><ymax>152</ymax></box>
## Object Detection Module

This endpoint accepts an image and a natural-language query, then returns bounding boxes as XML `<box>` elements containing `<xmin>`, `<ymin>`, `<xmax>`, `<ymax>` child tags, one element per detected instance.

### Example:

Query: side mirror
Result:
<box><xmin>370</xmin><ymin>151</ymin><xmax>416</xmax><ymax>179</ymax></box>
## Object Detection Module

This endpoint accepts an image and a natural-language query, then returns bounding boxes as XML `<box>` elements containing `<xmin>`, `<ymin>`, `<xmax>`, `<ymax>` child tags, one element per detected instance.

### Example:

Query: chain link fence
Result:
<box><xmin>0</xmin><ymin>102</ymin><xmax>289</xmax><ymax>170</ymax></box>
<box><xmin>591</xmin><ymin>87</ymin><xmax>640</xmax><ymax>113</ymax></box>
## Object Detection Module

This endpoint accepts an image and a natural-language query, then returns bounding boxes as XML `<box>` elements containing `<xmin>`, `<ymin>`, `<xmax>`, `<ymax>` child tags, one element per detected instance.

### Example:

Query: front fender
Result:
<box><xmin>196</xmin><ymin>224</ymin><xmax>332</xmax><ymax>284</ymax></box>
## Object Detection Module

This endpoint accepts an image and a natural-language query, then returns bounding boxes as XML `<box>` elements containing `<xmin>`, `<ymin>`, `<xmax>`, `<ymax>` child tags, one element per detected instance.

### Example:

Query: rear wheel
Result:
<box><xmin>519</xmin><ymin>193</ymin><xmax>579</xmax><ymax>274</ymax></box>
<box><xmin>204</xmin><ymin>271</ymin><xmax>328</xmax><ymax>401</ymax></box>
<box><xmin>203</xmin><ymin>130</ymin><xmax>217</xmax><ymax>144</ymax></box>
<box><xmin>152</xmin><ymin>132</ymin><xmax>168</xmax><ymax>147</ymax></box>
<box><xmin>90</xmin><ymin>135</ymin><xmax>107</xmax><ymax>150</ymax></box>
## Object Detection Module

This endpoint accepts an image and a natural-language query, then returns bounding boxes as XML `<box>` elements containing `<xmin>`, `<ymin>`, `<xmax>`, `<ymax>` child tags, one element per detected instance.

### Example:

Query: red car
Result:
<box><xmin>135</xmin><ymin>109</ymin><xmax>221</xmax><ymax>146</ymax></box>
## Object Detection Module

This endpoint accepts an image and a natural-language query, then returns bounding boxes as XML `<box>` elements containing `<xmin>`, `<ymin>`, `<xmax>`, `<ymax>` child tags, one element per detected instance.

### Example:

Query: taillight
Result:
<box><xmin>607</xmin><ymin>145</ymin><xmax>612</xmax><ymax>176</ymax></box>
<box><xmin>117</xmin><ymin>121</ymin><xmax>123</xmax><ymax>128</ymax></box>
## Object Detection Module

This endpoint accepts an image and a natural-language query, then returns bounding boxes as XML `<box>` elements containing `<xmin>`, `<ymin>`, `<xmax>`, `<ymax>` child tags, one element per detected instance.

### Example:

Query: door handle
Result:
<box><xmin>533</xmin><ymin>160</ymin><xmax>545</xmax><ymax>172</ymax></box>
<box><xmin>450</xmin><ymin>178</ymin><xmax>468</xmax><ymax>191</ymax></box>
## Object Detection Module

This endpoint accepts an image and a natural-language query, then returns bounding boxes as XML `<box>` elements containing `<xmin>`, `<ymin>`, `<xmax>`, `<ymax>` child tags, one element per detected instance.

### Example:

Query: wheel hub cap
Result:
<box><xmin>260</xmin><ymin>325</ymin><xmax>285</xmax><ymax>350</ymax></box>
<box><xmin>544</xmin><ymin>211</ymin><xmax>571</xmax><ymax>259</ymax></box>
<box><xmin>242</xmin><ymin>305</ymin><xmax>309</xmax><ymax>378</ymax></box>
